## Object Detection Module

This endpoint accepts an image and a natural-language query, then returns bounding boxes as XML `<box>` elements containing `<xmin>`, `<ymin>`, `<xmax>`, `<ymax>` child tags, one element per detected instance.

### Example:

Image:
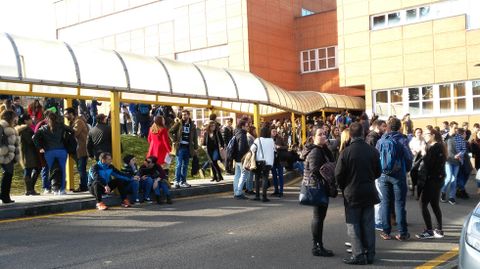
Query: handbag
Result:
<box><xmin>255</xmin><ymin>138</ymin><xmax>266</xmax><ymax>167</ymax></box>
<box><xmin>299</xmin><ymin>181</ymin><xmax>329</xmax><ymax>206</ymax></box>
<box><xmin>242</xmin><ymin>150</ymin><xmax>257</xmax><ymax>171</ymax></box>
<box><xmin>164</xmin><ymin>154</ymin><xmax>172</xmax><ymax>165</ymax></box>
<box><xmin>63</xmin><ymin>127</ymin><xmax>77</xmax><ymax>155</ymax></box>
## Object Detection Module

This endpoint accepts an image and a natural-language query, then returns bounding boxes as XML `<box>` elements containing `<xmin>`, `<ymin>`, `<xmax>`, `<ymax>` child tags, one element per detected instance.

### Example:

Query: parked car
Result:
<box><xmin>459</xmin><ymin>201</ymin><xmax>480</xmax><ymax>269</ymax></box>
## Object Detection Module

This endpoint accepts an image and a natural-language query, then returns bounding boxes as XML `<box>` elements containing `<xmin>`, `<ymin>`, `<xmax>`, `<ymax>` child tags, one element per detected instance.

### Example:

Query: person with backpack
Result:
<box><xmin>300</xmin><ymin>127</ymin><xmax>335</xmax><ymax>257</ymax></box>
<box><xmin>0</xmin><ymin>111</ymin><xmax>20</xmax><ymax>203</ymax></box>
<box><xmin>376</xmin><ymin>117</ymin><xmax>413</xmax><ymax>241</ymax></box>
<box><xmin>335</xmin><ymin>123</ymin><xmax>381</xmax><ymax>265</ymax></box>
<box><xmin>250</xmin><ymin>125</ymin><xmax>275</xmax><ymax>202</ymax></box>
<box><xmin>231</xmin><ymin>119</ymin><xmax>250</xmax><ymax>199</ymax></box>
<box><xmin>169</xmin><ymin>109</ymin><xmax>198</xmax><ymax>188</ymax></box>
<box><xmin>33</xmin><ymin>112</ymin><xmax>70</xmax><ymax>195</ymax></box>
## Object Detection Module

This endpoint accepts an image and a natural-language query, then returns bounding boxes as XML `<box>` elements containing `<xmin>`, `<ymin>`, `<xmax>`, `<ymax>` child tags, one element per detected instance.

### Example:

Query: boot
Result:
<box><xmin>30</xmin><ymin>173</ymin><xmax>40</xmax><ymax>195</ymax></box>
<box><xmin>24</xmin><ymin>175</ymin><xmax>33</xmax><ymax>195</ymax></box>
<box><xmin>166</xmin><ymin>196</ymin><xmax>173</xmax><ymax>204</ymax></box>
<box><xmin>155</xmin><ymin>195</ymin><xmax>163</xmax><ymax>205</ymax></box>
<box><xmin>312</xmin><ymin>240</ymin><xmax>334</xmax><ymax>257</ymax></box>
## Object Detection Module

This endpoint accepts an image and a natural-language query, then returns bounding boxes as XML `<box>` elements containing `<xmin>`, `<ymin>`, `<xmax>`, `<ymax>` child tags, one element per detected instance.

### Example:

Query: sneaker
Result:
<box><xmin>440</xmin><ymin>192</ymin><xmax>447</xmax><ymax>203</ymax></box>
<box><xmin>278</xmin><ymin>193</ymin><xmax>284</xmax><ymax>198</ymax></box>
<box><xmin>144</xmin><ymin>197</ymin><xmax>153</xmax><ymax>204</ymax></box>
<box><xmin>121</xmin><ymin>199</ymin><xmax>132</xmax><ymax>208</ymax></box>
<box><xmin>57</xmin><ymin>190</ymin><xmax>67</xmax><ymax>195</ymax></box>
<box><xmin>180</xmin><ymin>183</ymin><xmax>191</xmax><ymax>188</ymax></box>
<box><xmin>133</xmin><ymin>199</ymin><xmax>141</xmax><ymax>205</ymax></box>
<box><xmin>375</xmin><ymin>224</ymin><xmax>383</xmax><ymax>231</ymax></box>
<box><xmin>395</xmin><ymin>233</ymin><xmax>410</xmax><ymax>241</ymax></box>
<box><xmin>416</xmin><ymin>230</ymin><xmax>434</xmax><ymax>239</ymax></box>
<box><xmin>96</xmin><ymin>202</ymin><xmax>108</xmax><ymax>210</ymax></box>
<box><xmin>270</xmin><ymin>192</ymin><xmax>280</xmax><ymax>197</ymax></box>
<box><xmin>433</xmin><ymin>229</ymin><xmax>444</xmax><ymax>238</ymax></box>
<box><xmin>380</xmin><ymin>232</ymin><xmax>392</xmax><ymax>240</ymax></box>
<box><xmin>234</xmin><ymin>195</ymin><xmax>248</xmax><ymax>200</ymax></box>
<box><xmin>43</xmin><ymin>189</ymin><xmax>51</xmax><ymax>195</ymax></box>
<box><xmin>344</xmin><ymin>242</ymin><xmax>352</xmax><ymax>247</ymax></box>
<box><xmin>448</xmin><ymin>198</ymin><xmax>456</xmax><ymax>205</ymax></box>
<box><xmin>174</xmin><ymin>183</ymin><xmax>180</xmax><ymax>189</ymax></box>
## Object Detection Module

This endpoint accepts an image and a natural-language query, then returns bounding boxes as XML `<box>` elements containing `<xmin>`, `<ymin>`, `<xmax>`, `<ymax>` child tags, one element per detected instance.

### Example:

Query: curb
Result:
<box><xmin>0</xmin><ymin>171</ymin><xmax>301</xmax><ymax>221</ymax></box>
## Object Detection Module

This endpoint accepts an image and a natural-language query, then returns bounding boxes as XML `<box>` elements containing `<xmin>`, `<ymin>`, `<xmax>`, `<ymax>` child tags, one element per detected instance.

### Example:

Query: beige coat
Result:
<box><xmin>71</xmin><ymin>116</ymin><xmax>89</xmax><ymax>158</ymax></box>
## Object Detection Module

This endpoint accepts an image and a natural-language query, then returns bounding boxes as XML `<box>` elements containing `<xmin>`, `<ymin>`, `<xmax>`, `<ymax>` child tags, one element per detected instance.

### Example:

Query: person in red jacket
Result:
<box><xmin>147</xmin><ymin>116</ymin><xmax>172</xmax><ymax>169</ymax></box>
<box><xmin>27</xmin><ymin>99</ymin><xmax>43</xmax><ymax>124</ymax></box>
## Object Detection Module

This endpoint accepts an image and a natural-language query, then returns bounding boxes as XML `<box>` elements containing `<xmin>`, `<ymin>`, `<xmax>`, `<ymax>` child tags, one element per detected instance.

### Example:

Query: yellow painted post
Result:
<box><xmin>322</xmin><ymin>110</ymin><xmax>326</xmax><ymax>122</ymax></box>
<box><xmin>301</xmin><ymin>114</ymin><xmax>307</xmax><ymax>145</ymax></box>
<box><xmin>64</xmin><ymin>98</ymin><xmax>75</xmax><ymax>191</ymax></box>
<box><xmin>291</xmin><ymin>112</ymin><xmax>296</xmax><ymax>145</ymax></box>
<box><xmin>110</xmin><ymin>91</ymin><xmax>122</xmax><ymax>168</ymax></box>
<box><xmin>253</xmin><ymin>103</ymin><xmax>260</xmax><ymax>133</ymax></box>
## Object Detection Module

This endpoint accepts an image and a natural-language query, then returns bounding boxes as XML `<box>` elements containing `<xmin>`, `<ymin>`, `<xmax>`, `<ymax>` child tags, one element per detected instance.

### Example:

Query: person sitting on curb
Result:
<box><xmin>121</xmin><ymin>154</ymin><xmax>153</xmax><ymax>204</ymax></box>
<box><xmin>139</xmin><ymin>156</ymin><xmax>172</xmax><ymax>205</ymax></box>
<box><xmin>88</xmin><ymin>152</ymin><xmax>140</xmax><ymax>210</ymax></box>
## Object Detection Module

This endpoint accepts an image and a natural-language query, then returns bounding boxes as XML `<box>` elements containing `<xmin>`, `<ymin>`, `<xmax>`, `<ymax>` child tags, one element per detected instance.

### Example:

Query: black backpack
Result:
<box><xmin>63</xmin><ymin>127</ymin><xmax>77</xmax><ymax>155</ymax></box>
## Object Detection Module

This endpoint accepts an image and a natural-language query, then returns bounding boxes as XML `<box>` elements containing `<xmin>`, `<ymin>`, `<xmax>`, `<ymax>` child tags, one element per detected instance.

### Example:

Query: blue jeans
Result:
<box><xmin>378</xmin><ymin>174</ymin><xmax>408</xmax><ymax>236</ymax></box>
<box><xmin>41</xmin><ymin>166</ymin><xmax>50</xmax><ymax>190</ymax></box>
<box><xmin>233</xmin><ymin>162</ymin><xmax>249</xmax><ymax>196</ymax></box>
<box><xmin>123</xmin><ymin>180</ymin><xmax>139</xmax><ymax>202</ymax></box>
<box><xmin>293</xmin><ymin>161</ymin><xmax>304</xmax><ymax>174</ymax></box>
<box><xmin>246</xmin><ymin>170</ymin><xmax>254</xmax><ymax>192</ymax></box>
<box><xmin>139</xmin><ymin>177</ymin><xmax>153</xmax><ymax>200</ymax></box>
<box><xmin>44</xmin><ymin>149</ymin><xmax>67</xmax><ymax>191</ymax></box>
<box><xmin>131</xmin><ymin>113</ymin><xmax>138</xmax><ymax>135</ymax></box>
<box><xmin>90</xmin><ymin>113</ymin><xmax>97</xmax><ymax>127</ymax></box>
<box><xmin>456</xmin><ymin>162</ymin><xmax>470</xmax><ymax>191</ymax></box>
<box><xmin>154</xmin><ymin>181</ymin><xmax>171</xmax><ymax>197</ymax></box>
<box><xmin>442</xmin><ymin>163</ymin><xmax>459</xmax><ymax>199</ymax></box>
<box><xmin>75</xmin><ymin>156</ymin><xmax>88</xmax><ymax>189</ymax></box>
<box><xmin>175</xmin><ymin>145</ymin><xmax>190</xmax><ymax>184</ymax></box>
<box><xmin>271</xmin><ymin>163</ymin><xmax>284</xmax><ymax>194</ymax></box>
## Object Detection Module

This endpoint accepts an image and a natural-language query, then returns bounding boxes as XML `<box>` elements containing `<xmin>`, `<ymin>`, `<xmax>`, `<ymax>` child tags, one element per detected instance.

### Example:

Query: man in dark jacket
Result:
<box><xmin>375</xmin><ymin>118</ymin><xmax>413</xmax><ymax>241</ymax></box>
<box><xmin>232</xmin><ymin>119</ymin><xmax>249</xmax><ymax>199</ymax></box>
<box><xmin>222</xmin><ymin>118</ymin><xmax>234</xmax><ymax>174</ymax></box>
<box><xmin>336</xmin><ymin>123</ymin><xmax>381</xmax><ymax>265</ymax></box>
<box><xmin>365</xmin><ymin>120</ymin><xmax>386</xmax><ymax>147</ymax></box>
<box><xmin>87</xmin><ymin>114</ymin><xmax>112</xmax><ymax>161</ymax></box>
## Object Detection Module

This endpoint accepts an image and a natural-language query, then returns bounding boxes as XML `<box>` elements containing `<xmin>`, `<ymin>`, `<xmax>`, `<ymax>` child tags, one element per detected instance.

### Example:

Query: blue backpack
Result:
<box><xmin>138</xmin><ymin>104</ymin><xmax>150</xmax><ymax>115</ymax></box>
<box><xmin>226</xmin><ymin>136</ymin><xmax>237</xmax><ymax>160</ymax></box>
<box><xmin>379</xmin><ymin>135</ymin><xmax>403</xmax><ymax>175</ymax></box>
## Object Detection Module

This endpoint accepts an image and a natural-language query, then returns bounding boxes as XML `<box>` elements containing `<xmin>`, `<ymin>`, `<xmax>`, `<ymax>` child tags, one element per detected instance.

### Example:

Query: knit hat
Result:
<box><xmin>123</xmin><ymin>154</ymin><xmax>135</xmax><ymax>164</ymax></box>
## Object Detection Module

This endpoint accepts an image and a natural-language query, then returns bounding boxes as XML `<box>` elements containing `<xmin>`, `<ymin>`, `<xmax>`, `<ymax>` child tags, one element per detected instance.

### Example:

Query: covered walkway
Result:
<box><xmin>0</xmin><ymin>33</ymin><xmax>364</xmax><ymax>188</ymax></box>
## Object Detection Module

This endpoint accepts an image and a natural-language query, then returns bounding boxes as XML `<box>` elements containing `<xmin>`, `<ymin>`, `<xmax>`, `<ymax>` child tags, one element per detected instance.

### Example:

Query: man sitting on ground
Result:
<box><xmin>88</xmin><ymin>152</ymin><xmax>139</xmax><ymax>210</ymax></box>
<box><xmin>139</xmin><ymin>156</ymin><xmax>172</xmax><ymax>205</ymax></box>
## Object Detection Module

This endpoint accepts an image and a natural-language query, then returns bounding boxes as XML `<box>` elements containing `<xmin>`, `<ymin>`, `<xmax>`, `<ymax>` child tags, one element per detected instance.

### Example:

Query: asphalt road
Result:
<box><xmin>0</xmin><ymin>180</ymin><xmax>477</xmax><ymax>269</ymax></box>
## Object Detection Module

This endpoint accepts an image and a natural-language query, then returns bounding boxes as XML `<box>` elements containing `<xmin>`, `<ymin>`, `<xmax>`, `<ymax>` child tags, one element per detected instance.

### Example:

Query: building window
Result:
<box><xmin>473</xmin><ymin>80</ymin><xmax>480</xmax><ymax>111</ymax></box>
<box><xmin>408</xmin><ymin>86</ymin><xmax>433</xmax><ymax>116</ymax></box>
<box><xmin>301</xmin><ymin>8</ymin><xmax>315</xmax><ymax>16</ymax></box>
<box><xmin>300</xmin><ymin>46</ymin><xmax>337</xmax><ymax>73</ymax></box>
<box><xmin>370</xmin><ymin>4</ymin><xmax>435</xmax><ymax>30</ymax></box>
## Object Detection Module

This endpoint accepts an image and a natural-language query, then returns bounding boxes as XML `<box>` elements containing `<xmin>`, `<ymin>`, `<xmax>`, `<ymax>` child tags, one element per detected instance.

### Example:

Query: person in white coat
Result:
<box><xmin>251</xmin><ymin>125</ymin><xmax>275</xmax><ymax>202</ymax></box>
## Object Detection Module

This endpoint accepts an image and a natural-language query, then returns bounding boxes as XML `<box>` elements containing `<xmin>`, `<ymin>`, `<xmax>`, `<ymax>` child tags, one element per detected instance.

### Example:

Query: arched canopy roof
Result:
<box><xmin>0</xmin><ymin>33</ymin><xmax>364</xmax><ymax>115</ymax></box>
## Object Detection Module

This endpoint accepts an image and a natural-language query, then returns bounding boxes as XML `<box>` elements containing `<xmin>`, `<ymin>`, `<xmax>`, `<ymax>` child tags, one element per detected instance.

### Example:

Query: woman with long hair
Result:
<box><xmin>415</xmin><ymin>129</ymin><xmax>447</xmax><ymax>239</ymax></box>
<box><xmin>147</xmin><ymin>115</ymin><xmax>172</xmax><ymax>168</ymax></box>
<box><xmin>339</xmin><ymin>128</ymin><xmax>351</xmax><ymax>153</ymax></box>
<box><xmin>301</xmin><ymin>127</ymin><xmax>335</xmax><ymax>257</ymax></box>
<box><xmin>202</xmin><ymin>120</ymin><xmax>225</xmax><ymax>182</ymax></box>
<box><xmin>27</xmin><ymin>99</ymin><xmax>43</xmax><ymax>124</ymax></box>
<box><xmin>16</xmin><ymin>113</ymin><xmax>41</xmax><ymax>196</ymax></box>
<box><xmin>33</xmin><ymin>112</ymin><xmax>68</xmax><ymax>195</ymax></box>
<box><xmin>0</xmin><ymin>110</ymin><xmax>20</xmax><ymax>203</ymax></box>
<box><xmin>409</xmin><ymin>128</ymin><xmax>427</xmax><ymax>197</ymax></box>
<box><xmin>251</xmin><ymin>125</ymin><xmax>275</xmax><ymax>202</ymax></box>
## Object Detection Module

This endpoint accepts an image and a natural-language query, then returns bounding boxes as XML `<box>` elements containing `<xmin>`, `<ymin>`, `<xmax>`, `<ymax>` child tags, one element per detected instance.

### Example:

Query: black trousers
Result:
<box><xmin>312</xmin><ymin>205</ymin><xmax>328</xmax><ymax>246</ymax></box>
<box><xmin>254</xmin><ymin>166</ymin><xmax>270</xmax><ymax>198</ymax></box>
<box><xmin>419</xmin><ymin>181</ymin><xmax>442</xmax><ymax>231</ymax></box>
<box><xmin>345</xmin><ymin>205</ymin><xmax>375</xmax><ymax>260</ymax></box>
<box><xmin>0</xmin><ymin>161</ymin><xmax>14</xmax><ymax>201</ymax></box>
<box><xmin>89</xmin><ymin>179</ymin><xmax>126</xmax><ymax>202</ymax></box>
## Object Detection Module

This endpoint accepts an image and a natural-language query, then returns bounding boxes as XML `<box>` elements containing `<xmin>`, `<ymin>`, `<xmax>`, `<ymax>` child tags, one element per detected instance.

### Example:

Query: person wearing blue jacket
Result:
<box><xmin>375</xmin><ymin>117</ymin><xmax>413</xmax><ymax>241</ymax></box>
<box><xmin>88</xmin><ymin>152</ymin><xmax>139</xmax><ymax>210</ymax></box>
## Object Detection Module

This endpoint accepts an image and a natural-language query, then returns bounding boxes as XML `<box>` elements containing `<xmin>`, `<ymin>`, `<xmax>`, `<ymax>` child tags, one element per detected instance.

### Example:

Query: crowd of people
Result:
<box><xmin>1</xmin><ymin>96</ymin><xmax>479</xmax><ymax>265</ymax></box>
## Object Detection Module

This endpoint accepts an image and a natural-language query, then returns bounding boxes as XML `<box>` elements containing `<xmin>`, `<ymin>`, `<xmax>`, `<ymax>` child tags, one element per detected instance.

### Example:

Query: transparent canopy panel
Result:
<box><xmin>189</xmin><ymin>98</ymin><xmax>209</xmax><ymax>106</ymax></box>
<box><xmin>33</xmin><ymin>85</ymin><xmax>77</xmax><ymax>95</ymax></box>
<box><xmin>227</xmin><ymin>70</ymin><xmax>268</xmax><ymax>102</ymax></box>
<box><xmin>158</xmin><ymin>95</ymin><xmax>189</xmax><ymax>105</ymax></box>
<box><xmin>195</xmin><ymin>65</ymin><xmax>237</xmax><ymax>100</ymax></box>
<box><xmin>72</xmin><ymin>45</ymin><xmax>127</xmax><ymax>89</ymax></box>
<box><xmin>81</xmin><ymin>88</ymin><xmax>110</xmax><ymax>98</ymax></box>
<box><xmin>0</xmin><ymin>34</ymin><xmax>19</xmax><ymax>78</ymax></box>
<box><xmin>122</xmin><ymin>92</ymin><xmax>157</xmax><ymax>102</ymax></box>
<box><xmin>159</xmin><ymin>58</ymin><xmax>206</xmax><ymax>97</ymax></box>
<box><xmin>13</xmin><ymin>35</ymin><xmax>77</xmax><ymax>83</ymax></box>
<box><xmin>0</xmin><ymin>82</ymin><xmax>29</xmax><ymax>92</ymax></box>
<box><xmin>118</xmin><ymin>52</ymin><xmax>170</xmax><ymax>93</ymax></box>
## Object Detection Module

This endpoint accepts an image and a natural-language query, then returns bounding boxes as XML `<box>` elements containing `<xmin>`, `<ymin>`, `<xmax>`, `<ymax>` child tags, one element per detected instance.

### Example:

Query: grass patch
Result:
<box><xmin>10</xmin><ymin>135</ymin><xmax>212</xmax><ymax>195</ymax></box>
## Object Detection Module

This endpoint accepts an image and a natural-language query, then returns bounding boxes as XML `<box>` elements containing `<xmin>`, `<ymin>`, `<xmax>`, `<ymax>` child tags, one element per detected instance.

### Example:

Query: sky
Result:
<box><xmin>0</xmin><ymin>0</ymin><xmax>56</xmax><ymax>39</ymax></box>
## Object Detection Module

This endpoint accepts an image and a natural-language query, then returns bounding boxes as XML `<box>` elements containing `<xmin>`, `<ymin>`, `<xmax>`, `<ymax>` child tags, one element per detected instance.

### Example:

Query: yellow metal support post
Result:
<box><xmin>110</xmin><ymin>91</ymin><xmax>122</xmax><ymax>168</ymax></box>
<box><xmin>253</xmin><ymin>103</ymin><xmax>260</xmax><ymax>133</ymax></box>
<box><xmin>322</xmin><ymin>110</ymin><xmax>326</xmax><ymax>122</ymax></box>
<box><xmin>291</xmin><ymin>112</ymin><xmax>296</xmax><ymax>145</ymax></box>
<box><xmin>64</xmin><ymin>98</ymin><xmax>75</xmax><ymax>191</ymax></box>
<box><xmin>301</xmin><ymin>114</ymin><xmax>307</xmax><ymax>145</ymax></box>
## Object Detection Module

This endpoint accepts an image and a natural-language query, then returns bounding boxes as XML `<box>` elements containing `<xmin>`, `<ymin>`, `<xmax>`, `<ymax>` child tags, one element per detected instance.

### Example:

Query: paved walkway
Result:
<box><xmin>0</xmin><ymin>171</ymin><xmax>300</xmax><ymax>220</ymax></box>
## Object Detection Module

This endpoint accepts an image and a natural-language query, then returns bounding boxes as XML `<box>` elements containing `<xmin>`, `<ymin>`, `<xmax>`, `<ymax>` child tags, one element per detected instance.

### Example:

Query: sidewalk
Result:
<box><xmin>0</xmin><ymin>171</ymin><xmax>301</xmax><ymax>220</ymax></box>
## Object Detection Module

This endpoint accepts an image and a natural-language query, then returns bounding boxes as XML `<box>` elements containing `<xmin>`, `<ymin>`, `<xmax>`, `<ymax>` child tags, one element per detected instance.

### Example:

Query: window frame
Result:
<box><xmin>300</xmin><ymin>46</ymin><xmax>337</xmax><ymax>74</ymax></box>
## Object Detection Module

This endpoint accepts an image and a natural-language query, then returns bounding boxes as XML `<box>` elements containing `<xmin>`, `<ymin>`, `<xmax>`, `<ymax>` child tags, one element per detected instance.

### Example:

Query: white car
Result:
<box><xmin>459</xmin><ymin>201</ymin><xmax>480</xmax><ymax>269</ymax></box>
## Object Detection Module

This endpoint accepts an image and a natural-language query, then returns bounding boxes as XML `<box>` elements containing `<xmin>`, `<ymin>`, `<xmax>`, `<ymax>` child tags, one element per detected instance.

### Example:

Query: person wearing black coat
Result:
<box><xmin>335</xmin><ymin>123</ymin><xmax>381</xmax><ymax>265</ymax></box>
<box><xmin>232</xmin><ymin>119</ymin><xmax>250</xmax><ymax>199</ymax></box>
<box><xmin>301</xmin><ymin>127</ymin><xmax>334</xmax><ymax>257</ymax></box>
<box><xmin>415</xmin><ymin>129</ymin><xmax>447</xmax><ymax>239</ymax></box>
<box><xmin>87</xmin><ymin>114</ymin><xmax>112</xmax><ymax>161</ymax></box>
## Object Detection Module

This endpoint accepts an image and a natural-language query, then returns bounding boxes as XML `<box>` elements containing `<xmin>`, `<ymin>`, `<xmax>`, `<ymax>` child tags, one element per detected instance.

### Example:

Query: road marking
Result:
<box><xmin>415</xmin><ymin>247</ymin><xmax>459</xmax><ymax>269</ymax></box>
